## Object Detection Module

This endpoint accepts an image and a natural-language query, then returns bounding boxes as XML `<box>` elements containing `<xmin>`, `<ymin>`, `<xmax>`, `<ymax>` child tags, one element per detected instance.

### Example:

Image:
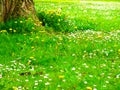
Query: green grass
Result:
<box><xmin>35</xmin><ymin>0</ymin><xmax>120</xmax><ymax>31</ymax></box>
<box><xmin>0</xmin><ymin>0</ymin><xmax>120</xmax><ymax>90</ymax></box>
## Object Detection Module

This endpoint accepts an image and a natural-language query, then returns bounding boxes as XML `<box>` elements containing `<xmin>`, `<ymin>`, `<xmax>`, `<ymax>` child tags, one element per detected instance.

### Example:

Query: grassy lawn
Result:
<box><xmin>0</xmin><ymin>0</ymin><xmax>120</xmax><ymax>90</ymax></box>
<box><xmin>35</xmin><ymin>0</ymin><xmax>120</xmax><ymax>31</ymax></box>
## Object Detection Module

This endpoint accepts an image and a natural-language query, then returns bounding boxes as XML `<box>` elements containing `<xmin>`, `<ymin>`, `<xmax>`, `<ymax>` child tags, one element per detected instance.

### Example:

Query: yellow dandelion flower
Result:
<box><xmin>39</xmin><ymin>21</ymin><xmax>42</xmax><ymax>24</ymax></box>
<box><xmin>86</xmin><ymin>87</ymin><xmax>92</xmax><ymax>90</ymax></box>
<box><xmin>74</xmin><ymin>26</ymin><xmax>77</xmax><ymax>29</ymax></box>
<box><xmin>28</xmin><ymin>60</ymin><xmax>31</xmax><ymax>65</ymax></box>
<box><xmin>9</xmin><ymin>28</ymin><xmax>12</xmax><ymax>31</ymax></box>
<box><xmin>97</xmin><ymin>35</ymin><xmax>102</xmax><ymax>38</ymax></box>
<box><xmin>58</xmin><ymin>75</ymin><xmax>64</xmax><ymax>79</ymax></box>
<box><xmin>31</xmin><ymin>46</ymin><xmax>35</xmax><ymax>49</ymax></box>
<box><xmin>13</xmin><ymin>30</ymin><xmax>17</xmax><ymax>33</ymax></box>
<box><xmin>1</xmin><ymin>30</ymin><xmax>7</xmax><ymax>33</ymax></box>
<box><xmin>12</xmin><ymin>86</ymin><xmax>18</xmax><ymax>90</ymax></box>
<box><xmin>30</xmin><ymin>56</ymin><xmax>34</xmax><ymax>59</ymax></box>
<box><xmin>118</xmin><ymin>49</ymin><xmax>120</xmax><ymax>53</ymax></box>
<box><xmin>20</xmin><ymin>21</ymin><xmax>23</xmax><ymax>23</ymax></box>
<box><xmin>36</xmin><ymin>36</ymin><xmax>39</xmax><ymax>39</ymax></box>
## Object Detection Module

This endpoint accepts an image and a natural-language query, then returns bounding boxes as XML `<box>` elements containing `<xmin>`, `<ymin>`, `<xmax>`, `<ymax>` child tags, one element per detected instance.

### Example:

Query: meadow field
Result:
<box><xmin>0</xmin><ymin>0</ymin><xmax>120</xmax><ymax>90</ymax></box>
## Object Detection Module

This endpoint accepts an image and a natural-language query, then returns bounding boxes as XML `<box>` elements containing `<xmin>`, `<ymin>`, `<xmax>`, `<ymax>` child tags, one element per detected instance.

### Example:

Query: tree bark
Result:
<box><xmin>0</xmin><ymin>0</ymin><xmax>37</xmax><ymax>22</ymax></box>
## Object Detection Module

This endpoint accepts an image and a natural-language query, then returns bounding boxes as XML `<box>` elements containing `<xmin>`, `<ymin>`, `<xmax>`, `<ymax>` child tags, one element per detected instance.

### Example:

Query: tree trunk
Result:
<box><xmin>0</xmin><ymin>0</ymin><xmax>37</xmax><ymax>22</ymax></box>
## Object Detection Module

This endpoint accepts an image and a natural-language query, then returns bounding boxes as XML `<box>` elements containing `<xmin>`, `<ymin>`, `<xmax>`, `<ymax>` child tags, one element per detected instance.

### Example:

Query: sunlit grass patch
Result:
<box><xmin>0</xmin><ymin>0</ymin><xmax>120</xmax><ymax>90</ymax></box>
<box><xmin>36</xmin><ymin>0</ymin><xmax>80</xmax><ymax>2</ymax></box>
<box><xmin>35</xmin><ymin>0</ymin><xmax>120</xmax><ymax>32</ymax></box>
<box><xmin>0</xmin><ymin>29</ymin><xmax>120</xmax><ymax>89</ymax></box>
